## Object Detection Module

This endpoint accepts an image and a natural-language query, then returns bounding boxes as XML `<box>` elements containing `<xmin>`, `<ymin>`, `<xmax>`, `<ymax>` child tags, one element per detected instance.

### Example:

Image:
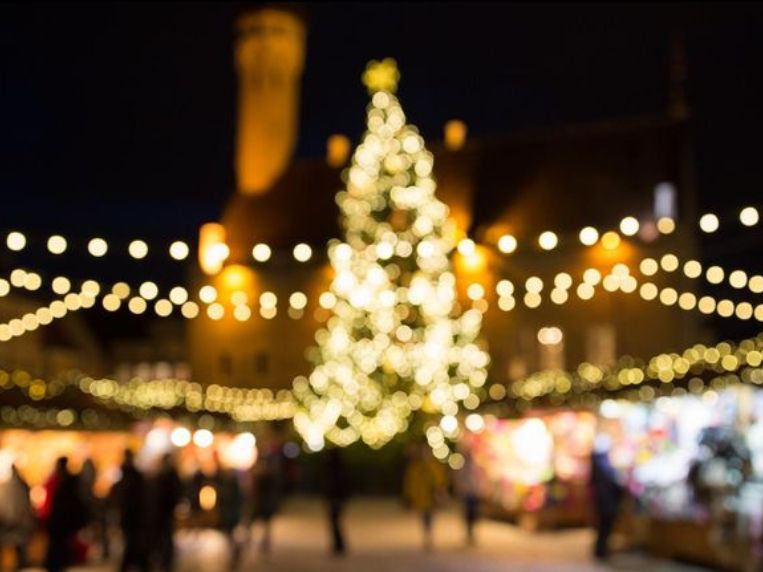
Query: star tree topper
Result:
<box><xmin>362</xmin><ymin>58</ymin><xmax>400</xmax><ymax>94</ymax></box>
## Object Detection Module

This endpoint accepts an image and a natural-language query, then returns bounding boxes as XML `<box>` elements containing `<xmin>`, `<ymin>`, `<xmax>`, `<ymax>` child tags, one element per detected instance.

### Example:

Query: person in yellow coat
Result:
<box><xmin>403</xmin><ymin>441</ymin><xmax>449</xmax><ymax>549</ymax></box>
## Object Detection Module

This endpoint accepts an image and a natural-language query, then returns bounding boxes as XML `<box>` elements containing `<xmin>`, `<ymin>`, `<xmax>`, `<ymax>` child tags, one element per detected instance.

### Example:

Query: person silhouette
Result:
<box><xmin>324</xmin><ymin>447</ymin><xmax>349</xmax><ymax>556</ymax></box>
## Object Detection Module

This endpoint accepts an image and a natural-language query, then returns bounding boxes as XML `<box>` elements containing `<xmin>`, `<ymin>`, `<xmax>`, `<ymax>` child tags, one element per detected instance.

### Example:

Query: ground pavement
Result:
<box><xmin>54</xmin><ymin>497</ymin><xmax>711</xmax><ymax>572</ymax></box>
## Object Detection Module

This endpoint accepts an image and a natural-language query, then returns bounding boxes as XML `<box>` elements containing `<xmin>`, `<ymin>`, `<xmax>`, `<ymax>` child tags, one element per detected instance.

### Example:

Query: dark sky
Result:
<box><xmin>1</xmin><ymin>3</ymin><xmax>762</xmax><ymax>238</ymax></box>
<box><xmin>0</xmin><ymin>2</ymin><xmax>761</xmax><ymax>342</ymax></box>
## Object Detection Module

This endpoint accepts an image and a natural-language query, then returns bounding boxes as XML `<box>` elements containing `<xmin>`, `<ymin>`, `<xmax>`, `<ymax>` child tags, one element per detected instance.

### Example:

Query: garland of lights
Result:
<box><xmin>2</xmin><ymin>205</ymin><xmax>760</xmax><ymax>263</ymax></box>
<box><xmin>509</xmin><ymin>333</ymin><xmax>763</xmax><ymax>406</ymax></box>
<box><xmin>3</xmin><ymin>248</ymin><xmax>763</xmax><ymax>345</ymax></box>
<box><xmin>0</xmin><ymin>367</ymin><xmax>294</xmax><ymax>424</ymax></box>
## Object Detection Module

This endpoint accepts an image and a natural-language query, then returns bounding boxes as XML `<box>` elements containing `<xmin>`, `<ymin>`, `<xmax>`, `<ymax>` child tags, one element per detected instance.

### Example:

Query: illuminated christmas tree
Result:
<box><xmin>293</xmin><ymin>59</ymin><xmax>489</xmax><ymax>452</ymax></box>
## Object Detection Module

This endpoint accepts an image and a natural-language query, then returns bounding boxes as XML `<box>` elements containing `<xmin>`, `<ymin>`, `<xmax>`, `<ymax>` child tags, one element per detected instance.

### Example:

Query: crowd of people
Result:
<box><xmin>0</xmin><ymin>442</ymin><xmax>299</xmax><ymax>571</ymax></box>
<box><xmin>0</xmin><ymin>434</ymin><xmax>625</xmax><ymax>569</ymax></box>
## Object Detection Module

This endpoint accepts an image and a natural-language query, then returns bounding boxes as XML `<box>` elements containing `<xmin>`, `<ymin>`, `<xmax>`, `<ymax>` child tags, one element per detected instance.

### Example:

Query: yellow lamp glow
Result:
<box><xmin>198</xmin><ymin>223</ymin><xmax>228</xmax><ymax>276</ymax></box>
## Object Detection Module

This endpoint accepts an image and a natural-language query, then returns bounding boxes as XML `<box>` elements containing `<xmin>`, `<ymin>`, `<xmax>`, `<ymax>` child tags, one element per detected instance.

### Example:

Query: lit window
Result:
<box><xmin>586</xmin><ymin>325</ymin><xmax>616</xmax><ymax>367</ymax></box>
<box><xmin>654</xmin><ymin>182</ymin><xmax>677</xmax><ymax>220</ymax></box>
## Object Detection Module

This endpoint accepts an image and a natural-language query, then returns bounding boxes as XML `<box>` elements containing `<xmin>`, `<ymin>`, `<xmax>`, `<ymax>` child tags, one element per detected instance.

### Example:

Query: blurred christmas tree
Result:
<box><xmin>293</xmin><ymin>58</ymin><xmax>489</xmax><ymax>452</ymax></box>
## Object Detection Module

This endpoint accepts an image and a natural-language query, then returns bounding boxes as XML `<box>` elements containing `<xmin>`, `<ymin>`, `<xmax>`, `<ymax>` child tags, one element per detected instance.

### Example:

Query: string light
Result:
<box><xmin>47</xmin><ymin>235</ymin><xmax>67</xmax><ymax>255</ymax></box>
<box><xmin>740</xmin><ymin>207</ymin><xmax>759</xmax><ymax>227</ymax></box>
<box><xmin>128</xmin><ymin>240</ymin><xmax>149</xmax><ymax>259</ymax></box>
<box><xmin>538</xmin><ymin>231</ymin><xmax>558</xmax><ymax>251</ymax></box>
<box><xmin>169</xmin><ymin>241</ymin><xmax>190</xmax><ymax>260</ymax></box>
<box><xmin>6</xmin><ymin>232</ymin><xmax>26</xmax><ymax>252</ymax></box>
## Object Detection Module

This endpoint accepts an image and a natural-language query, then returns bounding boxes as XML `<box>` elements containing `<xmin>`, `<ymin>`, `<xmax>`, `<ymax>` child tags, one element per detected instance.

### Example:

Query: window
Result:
<box><xmin>219</xmin><ymin>354</ymin><xmax>233</xmax><ymax>378</ymax></box>
<box><xmin>538</xmin><ymin>327</ymin><xmax>565</xmax><ymax>371</ymax></box>
<box><xmin>586</xmin><ymin>325</ymin><xmax>616</xmax><ymax>367</ymax></box>
<box><xmin>654</xmin><ymin>182</ymin><xmax>677</xmax><ymax>220</ymax></box>
<box><xmin>254</xmin><ymin>352</ymin><xmax>269</xmax><ymax>375</ymax></box>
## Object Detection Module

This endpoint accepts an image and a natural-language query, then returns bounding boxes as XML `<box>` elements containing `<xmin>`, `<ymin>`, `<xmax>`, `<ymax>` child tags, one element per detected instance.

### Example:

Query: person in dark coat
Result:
<box><xmin>324</xmin><ymin>447</ymin><xmax>349</xmax><ymax>556</ymax></box>
<box><xmin>0</xmin><ymin>460</ymin><xmax>35</xmax><ymax>571</ymax></box>
<box><xmin>149</xmin><ymin>453</ymin><xmax>182</xmax><ymax>571</ymax></box>
<box><xmin>590</xmin><ymin>434</ymin><xmax>623</xmax><ymax>560</ymax></box>
<box><xmin>112</xmin><ymin>450</ymin><xmax>149</xmax><ymax>572</ymax></box>
<box><xmin>44</xmin><ymin>457</ymin><xmax>87</xmax><ymax>572</ymax></box>
<box><xmin>251</xmin><ymin>446</ymin><xmax>284</xmax><ymax>554</ymax></box>
<box><xmin>214</xmin><ymin>462</ymin><xmax>243</xmax><ymax>569</ymax></box>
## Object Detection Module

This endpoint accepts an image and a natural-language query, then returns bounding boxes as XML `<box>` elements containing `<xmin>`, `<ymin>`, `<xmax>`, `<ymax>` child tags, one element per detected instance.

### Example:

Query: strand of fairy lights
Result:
<box><xmin>1</xmin><ymin>204</ymin><xmax>759</xmax><ymax>262</ymax></box>
<box><xmin>0</xmin><ymin>368</ymin><xmax>294</xmax><ymax>423</ymax></box>
<box><xmin>3</xmin><ymin>251</ymin><xmax>762</xmax><ymax>345</ymax></box>
<box><xmin>510</xmin><ymin>333</ymin><xmax>763</xmax><ymax>404</ymax></box>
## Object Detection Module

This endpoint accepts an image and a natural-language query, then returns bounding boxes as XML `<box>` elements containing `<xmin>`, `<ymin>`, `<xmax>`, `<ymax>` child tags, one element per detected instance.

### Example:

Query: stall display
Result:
<box><xmin>462</xmin><ymin>411</ymin><xmax>595</xmax><ymax>528</ymax></box>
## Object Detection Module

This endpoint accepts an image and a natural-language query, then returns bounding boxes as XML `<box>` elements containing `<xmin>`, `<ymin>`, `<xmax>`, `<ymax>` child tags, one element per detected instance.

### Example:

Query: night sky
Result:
<box><xmin>0</xmin><ymin>3</ymin><xmax>762</xmax><ymax>340</ymax></box>
<box><xmin>1</xmin><ymin>3</ymin><xmax>762</xmax><ymax>230</ymax></box>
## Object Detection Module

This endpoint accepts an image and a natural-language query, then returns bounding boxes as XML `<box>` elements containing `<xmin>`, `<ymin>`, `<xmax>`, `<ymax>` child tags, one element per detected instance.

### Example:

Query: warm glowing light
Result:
<box><xmin>181</xmin><ymin>301</ymin><xmax>199</xmax><ymax>319</ymax></box>
<box><xmin>171</xmin><ymin>427</ymin><xmax>191</xmax><ymax>447</ymax></box>
<box><xmin>730</xmin><ymin>270</ymin><xmax>748</xmax><ymax>289</ymax></box>
<box><xmin>639</xmin><ymin>283</ymin><xmax>658</xmax><ymax>300</ymax></box>
<box><xmin>466</xmin><ymin>283</ymin><xmax>485</xmax><ymax>301</ymax></box>
<box><xmin>706</xmin><ymin>266</ymin><xmax>724</xmax><ymax>284</ymax></box>
<box><xmin>128</xmin><ymin>240</ymin><xmax>149</xmax><ymax>259</ymax></box>
<box><xmin>698</xmin><ymin>296</ymin><xmax>716</xmax><ymax>314</ymax></box>
<box><xmin>683</xmin><ymin>260</ymin><xmax>702</xmax><ymax>279</ymax></box>
<box><xmin>656</xmin><ymin>217</ymin><xmax>675</xmax><ymax>234</ymax></box>
<box><xmin>579</xmin><ymin>226</ymin><xmax>599</xmax><ymax>246</ymax></box>
<box><xmin>659</xmin><ymin>288</ymin><xmax>678</xmax><ymax>306</ymax></box>
<box><xmin>260</xmin><ymin>292</ymin><xmax>277</xmax><ymax>308</ymax></box>
<box><xmin>10</xmin><ymin>269</ymin><xmax>26</xmax><ymax>288</ymax></box>
<box><xmin>81</xmin><ymin>280</ymin><xmax>100</xmax><ymax>297</ymax></box>
<box><xmin>293</xmin><ymin>243</ymin><xmax>313</xmax><ymax>262</ymax></box>
<box><xmin>465</xmin><ymin>414</ymin><xmax>485</xmax><ymax>433</ymax></box>
<box><xmin>112</xmin><ymin>282</ymin><xmax>131</xmax><ymax>300</ymax></box>
<box><xmin>169</xmin><ymin>241</ymin><xmax>189</xmax><ymax>260</ymax></box>
<box><xmin>169</xmin><ymin>287</ymin><xmax>188</xmax><ymax>305</ymax></box>
<box><xmin>234</xmin><ymin>305</ymin><xmax>252</xmax><ymax>322</ymax></box>
<box><xmin>444</xmin><ymin>119</ymin><xmax>467</xmax><ymax>150</ymax></box>
<box><xmin>193</xmin><ymin>429</ymin><xmax>214</xmax><ymax>448</ymax></box>
<box><xmin>525</xmin><ymin>277</ymin><xmax>543</xmax><ymax>293</ymax></box>
<box><xmin>538</xmin><ymin>231</ymin><xmax>558</xmax><ymax>251</ymax></box>
<box><xmin>199</xmin><ymin>486</ymin><xmax>217</xmax><ymax>511</ymax></box>
<box><xmin>600</xmin><ymin>231</ymin><xmax>621</xmax><ymax>250</ymax></box>
<box><xmin>319</xmin><ymin>292</ymin><xmax>337</xmax><ymax>309</ymax></box>
<box><xmin>577</xmin><ymin>283</ymin><xmax>594</xmax><ymax>300</ymax></box>
<box><xmin>289</xmin><ymin>292</ymin><xmax>308</xmax><ymax>309</ymax></box>
<box><xmin>128</xmin><ymin>297</ymin><xmax>147</xmax><ymax>314</ymax></box>
<box><xmin>496</xmin><ymin>280</ymin><xmax>514</xmax><ymax>296</ymax></box>
<box><xmin>717</xmin><ymin>299</ymin><xmax>735</xmax><ymax>318</ymax></box>
<box><xmin>207</xmin><ymin>303</ymin><xmax>224</xmax><ymax>320</ymax></box>
<box><xmin>457</xmin><ymin>239</ymin><xmax>475</xmax><ymax>256</ymax></box>
<box><xmin>699</xmin><ymin>213</ymin><xmax>719</xmax><ymax>233</ymax></box>
<box><xmin>47</xmin><ymin>235</ymin><xmax>67</xmax><ymax>254</ymax></box>
<box><xmin>198</xmin><ymin>223</ymin><xmax>228</xmax><ymax>275</ymax></box>
<box><xmin>102</xmin><ymin>294</ymin><xmax>121</xmax><ymax>312</ymax></box>
<box><xmin>583</xmin><ymin>268</ymin><xmax>601</xmax><ymax>285</ymax></box>
<box><xmin>252</xmin><ymin>243</ymin><xmax>272</xmax><ymax>262</ymax></box>
<box><xmin>554</xmin><ymin>273</ymin><xmax>573</xmax><ymax>289</ymax></box>
<box><xmin>6</xmin><ymin>232</ymin><xmax>26</xmax><ymax>251</ymax></box>
<box><xmin>537</xmin><ymin>326</ymin><xmax>563</xmax><ymax>345</ymax></box>
<box><xmin>139</xmin><ymin>281</ymin><xmax>159</xmax><ymax>300</ymax></box>
<box><xmin>199</xmin><ymin>286</ymin><xmax>217</xmax><ymax>304</ymax></box>
<box><xmin>619</xmin><ymin>216</ymin><xmax>639</xmax><ymax>236</ymax></box>
<box><xmin>155</xmin><ymin>299</ymin><xmax>173</xmax><ymax>317</ymax></box>
<box><xmin>88</xmin><ymin>238</ymin><xmax>108</xmax><ymax>257</ymax></box>
<box><xmin>660</xmin><ymin>254</ymin><xmax>679</xmax><ymax>272</ymax></box>
<box><xmin>497</xmin><ymin>234</ymin><xmax>517</xmax><ymax>254</ymax></box>
<box><xmin>24</xmin><ymin>273</ymin><xmax>42</xmax><ymax>291</ymax></box>
<box><xmin>740</xmin><ymin>206</ymin><xmax>759</xmax><ymax>227</ymax></box>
